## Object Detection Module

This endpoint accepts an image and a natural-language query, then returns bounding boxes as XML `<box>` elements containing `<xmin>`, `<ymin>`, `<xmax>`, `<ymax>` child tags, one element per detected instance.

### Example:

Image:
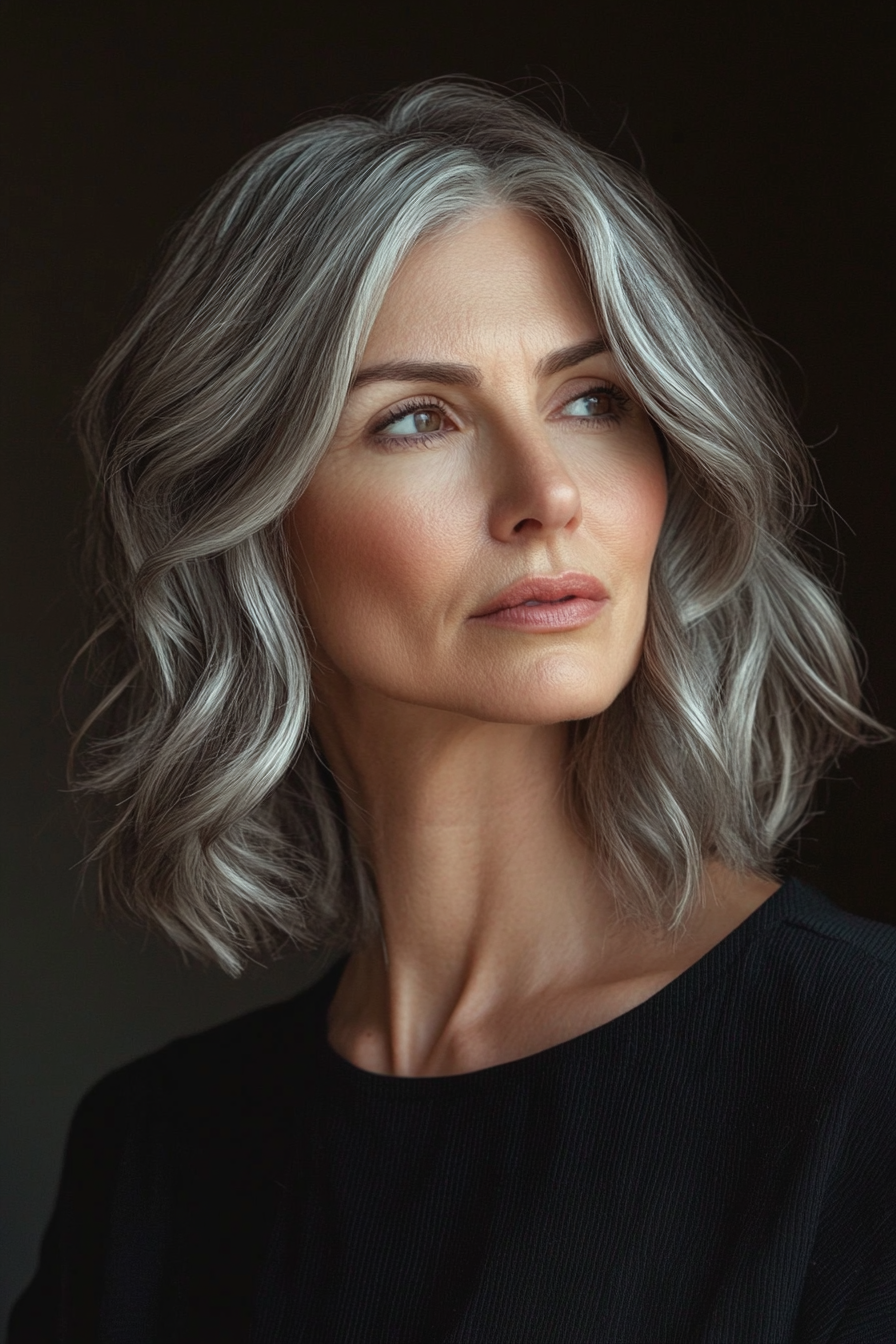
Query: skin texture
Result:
<box><xmin>288</xmin><ymin>207</ymin><xmax>777</xmax><ymax>1077</ymax></box>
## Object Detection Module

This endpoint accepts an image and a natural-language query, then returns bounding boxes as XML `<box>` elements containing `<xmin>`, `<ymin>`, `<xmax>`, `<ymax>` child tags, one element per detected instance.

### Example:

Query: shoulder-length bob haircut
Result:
<box><xmin>70</xmin><ymin>78</ymin><xmax>882</xmax><ymax>972</ymax></box>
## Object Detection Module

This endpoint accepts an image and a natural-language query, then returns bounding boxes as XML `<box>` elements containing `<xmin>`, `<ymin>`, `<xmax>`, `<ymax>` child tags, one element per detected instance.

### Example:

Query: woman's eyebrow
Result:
<box><xmin>535</xmin><ymin>337</ymin><xmax>609</xmax><ymax>377</ymax></box>
<box><xmin>349</xmin><ymin>338</ymin><xmax>610</xmax><ymax>393</ymax></box>
<box><xmin>351</xmin><ymin>360</ymin><xmax>481</xmax><ymax>390</ymax></box>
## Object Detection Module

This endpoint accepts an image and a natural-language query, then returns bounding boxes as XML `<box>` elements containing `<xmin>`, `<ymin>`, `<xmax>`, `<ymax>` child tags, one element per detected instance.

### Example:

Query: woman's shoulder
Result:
<box><xmin>774</xmin><ymin>875</ymin><xmax>896</xmax><ymax>955</ymax></box>
<box><xmin>722</xmin><ymin>877</ymin><xmax>896</xmax><ymax>1080</ymax></box>
<box><xmin>758</xmin><ymin>876</ymin><xmax>896</xmax><ymax>1001</ymax></box>
<box><xmin>77</xmin><ymin>956</ymin><xmax>344</xmax><ymax>1128</ymax></box>
<box><xmin>9</xmin><ymin>965</ymin><xmax>347</xmax><ymax>1340</ymax></box>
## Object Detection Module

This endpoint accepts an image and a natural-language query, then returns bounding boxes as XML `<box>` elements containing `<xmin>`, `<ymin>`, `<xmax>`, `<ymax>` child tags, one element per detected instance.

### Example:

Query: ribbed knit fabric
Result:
<box><xmin>9</xmin><ymin>878</ymin><xmax>896</xmax><ymax>1343</ymax></box>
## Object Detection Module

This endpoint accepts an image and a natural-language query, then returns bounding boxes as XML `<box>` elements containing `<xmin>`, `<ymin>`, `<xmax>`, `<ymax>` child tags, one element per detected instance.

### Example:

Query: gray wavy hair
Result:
<box><xmin>69</xmin><ymin>78</ymin><xmax>883</xmax><ymax>973</ymax></box>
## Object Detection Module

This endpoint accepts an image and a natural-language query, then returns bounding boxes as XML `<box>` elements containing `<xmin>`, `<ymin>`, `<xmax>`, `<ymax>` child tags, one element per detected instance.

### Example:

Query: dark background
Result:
<box><xmin>2</xmin><ymin>0</ymin><xmax>893</xmax><ymax>1317</ymax></box>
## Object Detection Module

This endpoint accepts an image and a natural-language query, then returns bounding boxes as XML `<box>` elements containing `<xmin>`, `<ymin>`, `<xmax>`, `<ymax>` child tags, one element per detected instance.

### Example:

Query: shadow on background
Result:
<box><xmin>3</xmin><ymin>0</ymin><xmax>893</xmax><ymax>1317</ymax></box>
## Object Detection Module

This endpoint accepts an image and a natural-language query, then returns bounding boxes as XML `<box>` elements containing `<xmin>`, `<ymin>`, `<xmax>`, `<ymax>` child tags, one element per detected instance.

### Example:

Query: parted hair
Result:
<box><xmin>69</xmin><ymin>78</ymin><xmax>882</xmax><ymax>973</ymax></box>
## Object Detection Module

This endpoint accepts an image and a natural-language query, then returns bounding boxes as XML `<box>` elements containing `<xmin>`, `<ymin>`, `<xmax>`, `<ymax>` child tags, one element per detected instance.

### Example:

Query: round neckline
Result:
<box><xmin>311</xmin><ymin>876</ymin><xmax>810</xmax><ymax>1089</ymax></box>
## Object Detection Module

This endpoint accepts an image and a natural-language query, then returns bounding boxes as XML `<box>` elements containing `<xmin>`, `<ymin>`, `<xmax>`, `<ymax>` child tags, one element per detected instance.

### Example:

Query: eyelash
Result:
<box><xmin>571</xmin><ymin>383</ymin><xmax>631</xmax><ymax>422</ymax></box>
<box><xmin>369</xmin><ymin>396</ymin><xmax>453</xmax><ymax>448</ymax></box>
<box><xmin>369</xmin><ymin>382</ymin><xmax>632</xmax><ymax>449</ymax></box>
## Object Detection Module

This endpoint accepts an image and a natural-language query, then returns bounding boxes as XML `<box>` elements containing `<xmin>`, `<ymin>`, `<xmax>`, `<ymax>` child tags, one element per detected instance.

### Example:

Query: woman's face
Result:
<box><xmin>288</xmin><ymin>207</ymin><xmax>667</xmax><ymax>727</ymax></box>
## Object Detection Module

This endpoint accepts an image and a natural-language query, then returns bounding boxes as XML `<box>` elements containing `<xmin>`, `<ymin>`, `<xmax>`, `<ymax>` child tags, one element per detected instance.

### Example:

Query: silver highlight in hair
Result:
<box><xmin>68</xmin><ymin>79</ymin><xmax>885</xmax><ymax>972</ymax></box>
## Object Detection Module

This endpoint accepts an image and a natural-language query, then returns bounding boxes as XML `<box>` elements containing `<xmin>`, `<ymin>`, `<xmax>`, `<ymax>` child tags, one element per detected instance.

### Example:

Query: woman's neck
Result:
<box><xmin>322</xmin><ymin>697</ymin><xmax>606</xmax><ymax>942</ymax></box>
<box><xmin>313</xmin><ymin>688</ymin><xmax>778</xmax><ymax>1077</ymax></box>
<box><xmin>314</xmin><ymin>689</ymin><xmax>620</xmax><ymax>1071</ymax></box>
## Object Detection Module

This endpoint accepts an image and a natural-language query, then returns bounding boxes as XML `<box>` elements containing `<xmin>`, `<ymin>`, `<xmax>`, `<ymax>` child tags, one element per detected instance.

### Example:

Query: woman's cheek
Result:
<box><xmin>297</xmin><ymin>472</ymin><xmax>464</xmax><ymax>643</ymax></box>
<box><xmin>583</xmin><ymin>458</ymin><xmax>667</xmax><ymax>574</ymax></box>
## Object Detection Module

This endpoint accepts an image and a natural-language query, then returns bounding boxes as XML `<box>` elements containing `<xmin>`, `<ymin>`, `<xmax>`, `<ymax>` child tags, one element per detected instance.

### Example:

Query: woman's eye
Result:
<box><xmin>562</xmin><ymin>390</ymin><xmax>616</xmax><ymax>418</ymax></box>
<box><xmin>384</xmin><ymin>408</ymin><xmax>445</xmax><ymax>436</ymax></box>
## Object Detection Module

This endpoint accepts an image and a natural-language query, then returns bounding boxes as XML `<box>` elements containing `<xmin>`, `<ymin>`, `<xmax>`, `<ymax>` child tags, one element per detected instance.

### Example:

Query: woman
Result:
<box><xmin>10</xmin><ymin>79</ymin><xmax>895</xmax><ymax>1342</ymax></box>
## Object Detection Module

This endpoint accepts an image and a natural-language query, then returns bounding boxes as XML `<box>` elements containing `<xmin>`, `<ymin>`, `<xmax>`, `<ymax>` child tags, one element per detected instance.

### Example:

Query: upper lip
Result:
<box><xmin>471</xmin><ymin>571</ymin><xmax>609</xmax><ymax>617</ymax></box>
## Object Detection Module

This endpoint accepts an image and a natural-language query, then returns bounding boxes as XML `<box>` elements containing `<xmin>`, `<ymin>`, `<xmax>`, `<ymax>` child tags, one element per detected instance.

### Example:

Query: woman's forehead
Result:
<box><xmin>361</xmin><ymin>208</ymin><xmax>598</xmax><ymax>366</ymax></box>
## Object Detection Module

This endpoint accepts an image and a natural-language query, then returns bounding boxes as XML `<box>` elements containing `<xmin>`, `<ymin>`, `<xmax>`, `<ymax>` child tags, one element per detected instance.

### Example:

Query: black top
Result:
<box><xmin>9</xmin><ymin>878</ymin><xmax>896</xmax><ymax>1343</ymax></box>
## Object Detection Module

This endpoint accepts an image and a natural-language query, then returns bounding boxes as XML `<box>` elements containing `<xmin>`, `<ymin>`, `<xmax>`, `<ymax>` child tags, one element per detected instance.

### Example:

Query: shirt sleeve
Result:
<box><xmin>6</xmin><ymin>1062</ymin><xmax>165</xmax><ymax>1344</ymax></box>
<box><xmin>825</xmin><ymin>1209</ymin><xmax>896</xmax><ymax>1343</ymax></box>
<box><xmin>793</xmin><ymin>990</ymin><xmax>896</xmax><ymax>1344</ymax></box>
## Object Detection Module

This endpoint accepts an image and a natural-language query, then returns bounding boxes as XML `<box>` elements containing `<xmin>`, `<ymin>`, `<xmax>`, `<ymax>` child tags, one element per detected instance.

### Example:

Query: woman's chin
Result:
<box><xmin>437</xmin><ymin>682</ymin><xmax>619</xmax><ymax>728</ymax></box>
<box><xmin>322</xmin><ymin>649</ymin><xmax>630</xmax><ymax>729</ymax></box>
<box><xmin>464</xmin><ymin>698</ymin><xmax>612</xmax><ymax>728</ymax></box>
<box><xmin>452</xmin><ymin>655</ymin><xmax>624</xmax><ymax>726</ymax></box>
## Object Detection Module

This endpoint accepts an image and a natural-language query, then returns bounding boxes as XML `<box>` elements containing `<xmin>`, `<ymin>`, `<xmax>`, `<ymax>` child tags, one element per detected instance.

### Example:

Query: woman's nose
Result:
<box><xmin>486</xmin><ymin>421</ymin><xmax>583</xmax><ymax>542</ymax></box>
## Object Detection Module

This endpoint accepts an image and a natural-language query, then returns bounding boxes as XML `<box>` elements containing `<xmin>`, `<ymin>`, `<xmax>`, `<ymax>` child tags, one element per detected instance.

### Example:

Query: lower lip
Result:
<box><xmin>470</xmin><ymin>597</ymin><xmax>608</xmax><ymax>630</ymax></box>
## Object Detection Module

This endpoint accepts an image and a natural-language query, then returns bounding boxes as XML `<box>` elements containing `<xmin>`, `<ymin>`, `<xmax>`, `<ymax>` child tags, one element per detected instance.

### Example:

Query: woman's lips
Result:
<box><xmin>469</xmin><ymin>572</ymin><xmax>609</xmax><ymax>630</ymax></box>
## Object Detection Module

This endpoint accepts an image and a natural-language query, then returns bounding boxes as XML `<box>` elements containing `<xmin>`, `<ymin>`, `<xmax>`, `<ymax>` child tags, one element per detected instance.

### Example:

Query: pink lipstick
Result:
<box><xmin>469</xmin><ymin>572</ymin><xmax>609</xmax><ymax>630</ymax></box>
